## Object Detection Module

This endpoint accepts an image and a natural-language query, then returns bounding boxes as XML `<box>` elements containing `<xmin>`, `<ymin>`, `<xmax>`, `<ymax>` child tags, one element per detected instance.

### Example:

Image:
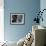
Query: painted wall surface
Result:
<box><xmin>40</xmin><ymin>0</ymin><xmax>46</xmax><ymax>27</ymax></box>
<box><xmin>4</xmin><ymin>0</ymin><xmax>40</xmax><ymax>42</ymax></box>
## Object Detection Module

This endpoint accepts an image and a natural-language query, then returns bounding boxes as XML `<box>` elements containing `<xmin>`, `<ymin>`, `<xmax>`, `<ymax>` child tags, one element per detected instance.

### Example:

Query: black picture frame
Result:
<box><xmin>10</xmin><ymin>13</ymin><xmax>25</xmax><ymax>25</ymax></box>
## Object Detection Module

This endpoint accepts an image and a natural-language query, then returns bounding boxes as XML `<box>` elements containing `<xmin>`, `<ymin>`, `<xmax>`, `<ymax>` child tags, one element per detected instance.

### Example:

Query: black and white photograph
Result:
<box><xmin>10</xmin><ymin>13</ymin><xmax>25</xmax><ymax>24</ymax></box>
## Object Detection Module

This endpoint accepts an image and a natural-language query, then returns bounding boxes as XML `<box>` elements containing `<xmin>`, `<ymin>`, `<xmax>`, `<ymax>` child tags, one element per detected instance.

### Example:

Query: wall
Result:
<box><xmin>40</xmin><ymin>0</ymin><xmax>46</xmax><ymax>27</ymax></box>
<box><xmin>4</xmin><ymin>0</ymin><xmax>40</xmax><ymax>42</ymax></box>
<box><xmin>0</xmin><ymin>0</ymin><xmax>4</xmax><ymax>42</ymax></box>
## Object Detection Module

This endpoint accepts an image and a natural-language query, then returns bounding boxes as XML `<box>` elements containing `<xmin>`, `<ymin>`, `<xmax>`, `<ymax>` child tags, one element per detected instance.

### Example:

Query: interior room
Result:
<box><xmin>0</xmin><ymin>0</ymin><xmax>46</xmax><ymax>46</ymax></box>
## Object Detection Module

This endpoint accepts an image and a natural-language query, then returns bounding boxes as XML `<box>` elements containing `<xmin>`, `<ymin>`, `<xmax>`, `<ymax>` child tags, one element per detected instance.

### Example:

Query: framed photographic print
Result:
<box><xmin>10</xmin><ymin>13</ymin><xmax>25</xmax><ymax>25</ymax></box>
